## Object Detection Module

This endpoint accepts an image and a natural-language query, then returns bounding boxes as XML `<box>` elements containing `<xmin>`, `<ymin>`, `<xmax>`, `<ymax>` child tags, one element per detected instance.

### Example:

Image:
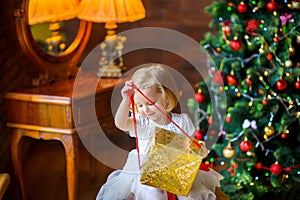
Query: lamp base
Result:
<box><xmin>46</xmin><ymin>22</ymin><xmax>66</xmax><ymax>55</ymax></box>
<box><xmin>96</xmin><ymin>64</ymin><xmax>122</xmax><ymax>78</ymax></box>
<box><xmin>96</xmin><ymin>22</ymin><xmax>127</xmax><ymax>78</ymax></box>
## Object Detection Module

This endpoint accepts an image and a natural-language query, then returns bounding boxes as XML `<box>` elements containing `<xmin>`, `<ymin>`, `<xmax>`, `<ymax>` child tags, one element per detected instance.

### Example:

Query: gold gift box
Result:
<box><xmin>140</xmin><ymin>127</ymin><xmax>202</xmax><ymax>196</ymax></box>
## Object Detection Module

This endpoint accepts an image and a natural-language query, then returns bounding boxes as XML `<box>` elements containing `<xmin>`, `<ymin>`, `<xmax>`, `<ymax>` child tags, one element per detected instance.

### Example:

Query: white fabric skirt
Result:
<box><xmin>96</xmin><ymin>150</ymin><xmax>223</xmax><ymax>200</ymax></box>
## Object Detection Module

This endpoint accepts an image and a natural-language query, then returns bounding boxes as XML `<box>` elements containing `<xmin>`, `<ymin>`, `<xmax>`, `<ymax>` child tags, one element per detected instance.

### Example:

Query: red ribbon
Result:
<box><xmin>199</xmin><ymin>163</ymin><xmax>212</xmax><ymax>172</ymax></box>
<box><xmin>167</xmin><ymin>192</ymin><xmax>177</xmax><ymax>200</ymax></box>
<box><xmin>227</xmin><ymin>162</ymin><xmax>238</xmax><ymax>176</ymax></box>
<box><xmin>256</xmin><ymin>162</ymin><xmax>300</xmax><ymax>172</ymax></box>
<box><xmin>129</xmin><ymin>90</ymin><xmax>141</xmax><ymax>169</ymax></box>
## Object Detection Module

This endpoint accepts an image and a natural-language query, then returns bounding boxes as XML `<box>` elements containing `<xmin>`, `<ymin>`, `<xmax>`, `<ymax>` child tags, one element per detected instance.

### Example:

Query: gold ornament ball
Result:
<box><xmin>285</xmin><ymin>60</ymin><xmax>293</xmax><ymax>68</ymax></box>
<box><xmin>297</xmin><ymin>34</ymin><xmax>300</xmax><ymax>44</ymax></box>
<box><xmin>223</xmin><ymin>146</ymin><xmax>235</xmax><ymax>158</ymax></box>
<box><xmin>259</xmin><ymin>48</ymin><xmax>265</xmax><ymax>54</ymax></box>
<box><xmin>264</xmin><ymin>125</ymin><xmax>275</xmax><ymax>136</ymax></box>
<box><xmin>289</xmin><ymin>46</ymin><xmax>295</xmax><ymax>54</ymax></box>
<box><xmin>291</xmin><ymin>1</ymin><xmax>300</xmax><ymax>9</ymax></box>
<box><xmin>246</xmin><ymin>151</ymin><xmax>254</xmax><ymax>156</ymax></box>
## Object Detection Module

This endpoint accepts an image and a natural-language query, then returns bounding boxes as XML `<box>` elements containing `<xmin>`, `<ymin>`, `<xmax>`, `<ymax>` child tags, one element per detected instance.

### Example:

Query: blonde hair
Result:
<box><xmin>132</xmin><ymin>64</ymin><xmax>179</xmax><ymax>112</ymax></box>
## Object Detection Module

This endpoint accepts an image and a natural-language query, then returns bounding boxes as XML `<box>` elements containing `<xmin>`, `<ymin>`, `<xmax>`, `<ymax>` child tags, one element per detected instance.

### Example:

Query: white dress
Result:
<box><xmin>96</xmin><ymin>113</ymin><xmax>223</xmax><ymax>200</ymax></box>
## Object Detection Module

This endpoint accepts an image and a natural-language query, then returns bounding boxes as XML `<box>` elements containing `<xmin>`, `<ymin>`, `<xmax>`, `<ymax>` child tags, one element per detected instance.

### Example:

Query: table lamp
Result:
<box><xmin>28</xmin><ymin>0</ymin><xmax>80</xmax><ymax>55</ymax></box>
<box><xmin>78</xmin><ymin>0</ymin><xmax>146</xmax><ymax>78</ymax></box>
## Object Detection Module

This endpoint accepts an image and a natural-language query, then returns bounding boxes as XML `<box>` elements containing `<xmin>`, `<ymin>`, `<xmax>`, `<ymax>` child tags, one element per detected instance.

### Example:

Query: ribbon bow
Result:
<box><xmin>280</xmin><ymin>13</ymin><xmax>293</xmax><ymax>26</ymax></box>
<box><xmin>242</xmin><ymin>119</ymin><xmax>257</xmax><ymax>130</ymax></box>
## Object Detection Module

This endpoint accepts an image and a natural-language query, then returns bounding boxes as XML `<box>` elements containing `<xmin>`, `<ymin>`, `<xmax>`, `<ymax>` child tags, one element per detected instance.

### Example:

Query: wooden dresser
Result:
<box><xmin>5</xmin><ymin>75</ymin><xmax>126</xmax><ymax>200</ymax></box>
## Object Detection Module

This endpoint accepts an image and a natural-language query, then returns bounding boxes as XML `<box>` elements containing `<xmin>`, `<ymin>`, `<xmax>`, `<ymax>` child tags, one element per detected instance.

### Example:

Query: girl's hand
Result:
<box><xmin>198</xmin><ymin>141</ymin><xmax>209</xmax><ymax>158</ymax></box>
<box><xmin>121</xmin><ymin>80</ymin><xmax>134</xmax><ymax>100</ymax></box>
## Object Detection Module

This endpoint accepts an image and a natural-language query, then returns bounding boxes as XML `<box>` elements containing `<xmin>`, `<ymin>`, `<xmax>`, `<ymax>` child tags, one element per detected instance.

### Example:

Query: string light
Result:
<box><xmin>191</xmin><ymin>2</ymin><xmax>300</xmax><ymax>196</ymax></box>
<box><xmin>265</xmin><ymin>172</ymin><xmax>269</xmax><ymax>177</ymax></box>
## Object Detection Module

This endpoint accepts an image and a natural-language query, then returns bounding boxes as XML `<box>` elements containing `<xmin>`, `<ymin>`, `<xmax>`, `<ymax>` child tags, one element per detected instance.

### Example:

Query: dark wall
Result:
<box><xmin>0</xmin><ymin>0</ymin><xmax>212</xmax><ymax>198</ymax></box>
<box><xmin>83</xmin><ymin>0</ymin><xmax>212</xmax><ymax>85</ymax></box>
<box><xmin>0</xmin><ymin>0</ymin><xmax>37</xmax><ymax>197</ymax></box>
<box><xmin>0</xmin><ymin>0</ymin><xmax>34</xmax><ymax>167</ymax></box>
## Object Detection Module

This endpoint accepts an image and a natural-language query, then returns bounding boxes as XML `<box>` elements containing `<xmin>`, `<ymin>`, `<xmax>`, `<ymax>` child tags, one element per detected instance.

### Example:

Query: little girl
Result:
<box><xmin>96</xmin><ymin>64</ymin><xmax>223</xmax><ymax>200</ymax></box>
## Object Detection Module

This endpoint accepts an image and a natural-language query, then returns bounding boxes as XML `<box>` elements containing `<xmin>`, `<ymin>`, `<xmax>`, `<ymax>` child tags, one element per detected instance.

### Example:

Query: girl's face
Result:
<box><xmin>134</xmin><ymin>87</ymin><xmax>167</xmax><ymax>124</ymax></box>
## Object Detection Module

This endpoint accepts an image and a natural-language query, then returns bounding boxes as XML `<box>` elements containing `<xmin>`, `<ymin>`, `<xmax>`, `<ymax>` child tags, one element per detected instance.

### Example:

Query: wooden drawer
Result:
<box><xmin>6</xmin><ymin>94</ymin><xmax>74</xmax><ymax>129</ymax></box>
<box><xmin>5</xmin><ymin>77</ymin><xmax>119</xmax><ymax>131</ymax></box>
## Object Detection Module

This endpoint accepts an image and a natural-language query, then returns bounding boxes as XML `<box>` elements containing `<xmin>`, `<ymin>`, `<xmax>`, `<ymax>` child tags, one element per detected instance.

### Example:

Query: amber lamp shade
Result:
<box><xmin>28</xmin><ymin>0</ymin><xmax>80</xmax><ymax>25</ymax></box>
<box><xmin>77</xmin><ymin>0</ymin><xmax>146</xmax><ymax>78</ymax></box>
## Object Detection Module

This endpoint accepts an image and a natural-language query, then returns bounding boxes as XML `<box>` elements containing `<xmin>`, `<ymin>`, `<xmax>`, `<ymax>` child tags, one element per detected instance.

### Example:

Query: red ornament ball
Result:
<box><xmin>266</xmin><ymin>1</ymin><xmax>279</xmax><ymax>12</ymax></box>
<box><xmin>258</xmin><ymin>89</ymin><xmax>264</xmax><ymax>95</ymax></box>
<box><xmin>281</xmin><ymin>133</ymin><xmax>287</xmax><ymax>139</ymax></box>
<box><xmin>295</xmin><ymin>81</ymin><xmax>300</xmax><ymax>89</ymax></box>
<box><xmin>222</xmin><ymin>26</ymin><xmax>231</xmax><ymax>35</ymax></box>
<box><xmin>224</xmin><ymin>20</ymin><xmax>232</xmax><ymax>27</ymax></box>
<box><xmin>226</xmin><ymin>74</ymin><xmax>237</xmax><ymax>86</ymax></box>
<box><xmin>245</xmin><ymin>77</ymin><xmax>252</xmax><ymax>84</ymax></box>
<box><xmin>230</xmin><ymin>39</ymin><xmax>242</xmax><ymax>51</ymax></box>
<box><xmin>207</xmin><ymin>117</ymin><xmax>213</xmax><ymax>125</ymax></box>
<box><xmin>270</xmin><ymin>162</ymin><xmax>282</xmax><ymax>175</ymax></box>
<box><xmin>262</xmin><ymin>98</ymin><xmax>268</xmax><ymax>106</ymax></box>
<box><xmin>195</xmin><ymin>92</ymin><xmax>205</xmax><ymax>103</ymax></box>
<box><xmin>237</xmin><ymin>2</ymin><xmax>248</xmax><ymax>13</ymax></box>
<box><xmin>195</xmin><ymin>130</ymin><xmax>205</xmax><ymax>140</ymax></box>
<box><xmin>266</xmin><ymin>53</ymin><xmax>273</xmax><ymax>61</ymax></box>
<box><xmin>239</xmin><ymin>139</ymin><xmax>253</xmax><ymax>152</ymax></box>
<box><xmin>256</xmin><ymin>162</ymin><xmax>262</xmax><ymax>169</ymax></box>
<box><xmin>276</xmin><ymin>79</ymin><xmax>287</xmax><ymax>91</ymax></box>
<box><xmin>212</xmin><ymin>70</ymin><xmax>224</xmax><ymax>85</ymax></box>
<box><xmin>225</xmin><ymin>116</ymin><xmax>231</xmax><ymax>123</ymax></box>
<box><xmin>273</xmin><ymin>37</ymin><xmax>279</xmax><ymax>43</ymax></box>
<box><xmin>209</xmin><ymin>130</ymin><xmax>216</xmax><ymax>135</ymax></box>
<box><xmin>246</xmin><ymin>19</ymin><xmax>259</xmax><ymax>32</ymax></box>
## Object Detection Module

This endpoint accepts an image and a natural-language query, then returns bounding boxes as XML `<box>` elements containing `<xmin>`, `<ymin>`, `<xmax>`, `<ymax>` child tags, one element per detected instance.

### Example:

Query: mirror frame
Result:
<box><xmin>14</xmin><ymin>0</ymin><xmax>92</xmax><ymax>85</ymax></box>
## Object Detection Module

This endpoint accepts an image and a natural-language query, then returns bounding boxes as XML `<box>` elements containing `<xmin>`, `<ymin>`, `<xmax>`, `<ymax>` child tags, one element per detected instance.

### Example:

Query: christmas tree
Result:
<box><xmin>188</xmin><ymin>0</ymin><xmax>300</xmax><ymax>199</ymax></box>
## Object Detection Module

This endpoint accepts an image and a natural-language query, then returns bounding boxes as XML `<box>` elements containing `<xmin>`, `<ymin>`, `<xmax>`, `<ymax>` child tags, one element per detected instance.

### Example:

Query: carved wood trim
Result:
<box><xmin>14</xmin><ymin>0</ymin><xmax>92</xmax><ymax>86</ymax></box>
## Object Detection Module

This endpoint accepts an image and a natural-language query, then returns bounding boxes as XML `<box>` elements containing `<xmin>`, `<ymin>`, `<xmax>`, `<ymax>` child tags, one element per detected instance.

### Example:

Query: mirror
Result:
<box><xmin>30</xmin><ymin>19</ymin><xmax>80</xmax><ymax>56</ymax></box>
<box><xmin>14</xmin><ymin>0</ymin><xmax>92</xmax><ymax>86</ymax></box>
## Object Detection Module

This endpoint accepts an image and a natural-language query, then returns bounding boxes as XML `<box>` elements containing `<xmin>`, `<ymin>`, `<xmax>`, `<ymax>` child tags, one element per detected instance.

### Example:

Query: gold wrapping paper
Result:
<box><xmin>140</xmin><ymin>127</ymin><xmax>202</xmax><ymax>196</ymax></box>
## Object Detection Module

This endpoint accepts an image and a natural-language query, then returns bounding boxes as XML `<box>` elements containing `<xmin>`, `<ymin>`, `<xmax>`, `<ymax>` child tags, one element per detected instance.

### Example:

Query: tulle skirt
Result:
<box><xmin>96</xmin><ymin>150</ymin><xmax>223</xmax><ymax>200</ymax></box>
